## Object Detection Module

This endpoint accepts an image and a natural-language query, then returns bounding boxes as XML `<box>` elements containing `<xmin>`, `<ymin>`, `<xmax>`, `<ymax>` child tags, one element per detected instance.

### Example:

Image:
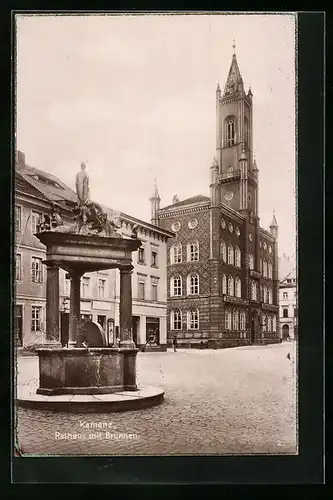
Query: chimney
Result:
<box><xmin>16</xmin><ymin>151</ymin><xmax>26</xmax><ymax>165</ymax></box>
<box><xmin>172</xmin><ymin>195</ymin><xmax>180</xmax><ymax>204</ymax></box>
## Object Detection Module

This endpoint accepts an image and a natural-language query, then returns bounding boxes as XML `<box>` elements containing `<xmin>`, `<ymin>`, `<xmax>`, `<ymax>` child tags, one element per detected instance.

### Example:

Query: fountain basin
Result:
<box><xmin>36</xmin><ymin>347</ymin><xmax>138</xmax><ymax>395</ymax></box>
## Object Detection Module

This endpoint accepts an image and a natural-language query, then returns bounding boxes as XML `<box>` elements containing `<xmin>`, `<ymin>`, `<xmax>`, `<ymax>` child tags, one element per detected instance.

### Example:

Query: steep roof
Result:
<box><xmin>279</xmin><ymin>254</ymin><xmax>296</xmax><ymax>282</ymax></box>
<box><xmin>16</xmin><ymin>161</ymin><xmax>77</xmax><ymax>207</ymax></box>
<box><xmin>160</xmin><ymin>194</ymin><xmax>210</xmax><ymax>211</ymax></box>
<box><xmin>223</xmin><ymin>54</ymin><xmax>243</xmax><ymax>97</ymax></box>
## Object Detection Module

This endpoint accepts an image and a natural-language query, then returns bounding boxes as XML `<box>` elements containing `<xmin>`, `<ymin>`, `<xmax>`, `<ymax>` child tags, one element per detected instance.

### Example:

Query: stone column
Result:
<box><xmin>45</xmin><ymin>262</ymin><xmax>61</xmax><ymax>345</ymax></box>
<box><xmin>119</xmin><ymin>265</ymin><xmax>135</xmax><ymax>348</ymax></box>
<box><xmin>69</xmin><ymin>270</ymin><xmax>83</xmax><ymax>346</ymax></box>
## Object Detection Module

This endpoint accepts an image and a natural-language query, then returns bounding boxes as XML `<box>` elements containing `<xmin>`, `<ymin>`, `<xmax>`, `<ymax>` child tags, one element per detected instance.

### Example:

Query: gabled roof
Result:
<box><xmin>159</xmin><ymin>194</ymin><xmax>210</xmax><ymax>212</ymax></box>
<box><xmin>16</xmin><ymin>161</ymin><xmax>77</xmax><ymax>207</ymax></box>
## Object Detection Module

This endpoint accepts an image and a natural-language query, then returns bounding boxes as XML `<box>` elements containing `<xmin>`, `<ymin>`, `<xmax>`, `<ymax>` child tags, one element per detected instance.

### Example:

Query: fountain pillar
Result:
<box><xmin>69</xmin><ymin>270</ymin><xmax>83</xmax><ymax>346</ymax></box>
<box><xmin>45</xmin><ymin>261</ymin><xmax>61</xmax><ymax>346</ymax></box>
<box><xmin>119</xmin><ymin>265</ymin><xmax>135</xmax><ymax>348</ymax></box>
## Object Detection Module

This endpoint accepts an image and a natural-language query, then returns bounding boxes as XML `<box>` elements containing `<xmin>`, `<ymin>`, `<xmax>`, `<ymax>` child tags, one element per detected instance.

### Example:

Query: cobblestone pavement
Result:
<box><xmin>15</xmin><ymin>342</ymin><xmax>297</xmax><ymax>456</ymax></box>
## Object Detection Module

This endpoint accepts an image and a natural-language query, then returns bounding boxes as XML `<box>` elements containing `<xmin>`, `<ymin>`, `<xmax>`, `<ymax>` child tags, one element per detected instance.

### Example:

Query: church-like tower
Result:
<box><xmin>214</xmin><ymin>44</ymin><xmax>258</xmax><ymax>217</ymax></box>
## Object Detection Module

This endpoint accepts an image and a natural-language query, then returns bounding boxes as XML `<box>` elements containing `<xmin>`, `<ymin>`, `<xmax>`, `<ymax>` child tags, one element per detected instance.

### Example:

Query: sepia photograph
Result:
<box><xmin>14</xmin><ymin>12</ymin><xmax>297</xmax><ymax>457</ymax></box>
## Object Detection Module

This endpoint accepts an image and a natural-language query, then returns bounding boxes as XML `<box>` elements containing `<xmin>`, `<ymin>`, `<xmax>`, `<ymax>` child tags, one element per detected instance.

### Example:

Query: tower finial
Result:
<box><xmin>232</xmin><ymin>39</ymin><xmax>236</xmax><ymax>55</ymax></box>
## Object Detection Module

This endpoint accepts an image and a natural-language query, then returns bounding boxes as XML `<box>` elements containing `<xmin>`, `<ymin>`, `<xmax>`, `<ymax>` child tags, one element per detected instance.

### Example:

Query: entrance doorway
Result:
<box><xmin>146</xmin><ymin>317</ymin><xmax>160</xmax><ymax>346</ymax></box>
<box><xmin>251</xmin><ymin>311</ymin><xmax>260</xmax><ymax>344</ymax></box>
<box><xmin>97</xmin><ymin>315</ymin><xmax>106</xmax><ymax>331</ymax></box>
<box><xmin>15</xmin><ymin>305</ymin><xmax>23</xmax><ymax>347</ymax></box>
<box><xmin>132</xmin><ymin>316</ymin><xmax>140</xmax><ymax>346</ymax></box>
<box><xmin>282</xmin><ymin>324</ymin><xmax>290</xmax><ymax>340</ymax></box>
<box><xmin>60</xmin><ymin>312</ymin><xmax>69</xmax><ymax>346</ymax></box>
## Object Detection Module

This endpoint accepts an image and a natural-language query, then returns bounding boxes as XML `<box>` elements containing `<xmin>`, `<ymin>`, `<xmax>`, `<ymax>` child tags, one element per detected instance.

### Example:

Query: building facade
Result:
<box><xmin>152</xmin><ymin>51</ymin><xmax>280</xmax><ymax>348</ymax></box>
<box><xmin>279</xmin><ymin>266</ymin><xmax>297</xmax><ymax>340</ymax></box>
<box><xmin>14</xmin><ymin>152</ymin><xmax>172</xmax><ymax>350</ymax></box>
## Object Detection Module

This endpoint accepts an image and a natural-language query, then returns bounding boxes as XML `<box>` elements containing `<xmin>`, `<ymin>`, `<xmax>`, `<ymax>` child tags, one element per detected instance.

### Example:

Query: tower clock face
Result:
<box><xmin>224</xmin><ymin>191</ymin><xmax>234</xmax><ymax>201</ymax></box>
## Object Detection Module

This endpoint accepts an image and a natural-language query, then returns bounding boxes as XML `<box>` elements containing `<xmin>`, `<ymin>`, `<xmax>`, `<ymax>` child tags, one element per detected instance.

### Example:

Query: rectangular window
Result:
<box><xmin>31</xmin><ymin>306</ymin><xmax>42</xmax><ymax>332</ymax></box>
<box><xmin>283</xmin><ymin>292</ymin><xmax>288</xmax><ymax>299</ymax></box>
<box><xmin>240</xmin><ymin>312</ymin><xmax>246</xmax><ymax>331</ymax></box>
<box><xmin>138</xmin><ymin>247</ymin><xmax>145</xmax><ymax>264</ymax></box>
<box><xmin>152</xmin><ymin>283</ymin><xmax>158</xmax><ymax>302</ymax></box>
<box><xmin>225</xmin><ymin>311</ymin><xmax>232</xmax><ymax>330</ymax></box>
<box><xmin>151</xmin><ymin>250</ymin><xmax>158</xmax><ymax>267</ymax></box>
<box><xmin>16</xmin><ymin>253</ymin><xmax>22</xmax><ymax>281</ymax></box>
<box><xmin>98</xmin><ymin>279</ymin><xmax>106</xmax><ymax>299</ymax></box>
<box><xmin>81</xmin><ymin>277</ymin><xmax>90</xmax><ymax>298</ymax></box>
<box><xmin>15</xmin><ymin>206</ymin><xmax>22</xmax><ymax>232</ymax></box>
<box><xmin>138</xmin><ymin>281</ymin><xmax>145</xmax><ymax>300</ymax></box>
<box><xmin>31</xmin><ymin>257</ymin><xmax>43</xmax><ymax>283</ymax></box>
<box><xmin>32</xmin><ymin>210</ymin><xmax>43</xmax><ymax>234</ymax></box>
<box><xmin>283</xmin><ymin>308</ymin><xmax>288</xmax><ymax>318</ymax></box>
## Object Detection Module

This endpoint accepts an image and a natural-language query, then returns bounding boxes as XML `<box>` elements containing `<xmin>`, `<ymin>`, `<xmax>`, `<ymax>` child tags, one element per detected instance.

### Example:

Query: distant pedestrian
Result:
<box><xmin>173</xmin><ymin>336</ymin><xmax>178</xmax><ymax>352</ymax></box>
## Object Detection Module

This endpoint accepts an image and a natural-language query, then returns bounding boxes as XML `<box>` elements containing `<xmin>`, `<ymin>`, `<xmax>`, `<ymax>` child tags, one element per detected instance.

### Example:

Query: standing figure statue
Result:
<box><xmin>76</xmin><ymin>162</ymin><xmax>90</xmax><ymax>206</ymax></box>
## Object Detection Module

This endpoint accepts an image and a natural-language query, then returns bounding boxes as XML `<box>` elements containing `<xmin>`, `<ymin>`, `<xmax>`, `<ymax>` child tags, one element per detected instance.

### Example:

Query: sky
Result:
<box><xmin>16</xmin><ymin>13</ymin><xmax>296</xmax><ymax>257</ymax></box>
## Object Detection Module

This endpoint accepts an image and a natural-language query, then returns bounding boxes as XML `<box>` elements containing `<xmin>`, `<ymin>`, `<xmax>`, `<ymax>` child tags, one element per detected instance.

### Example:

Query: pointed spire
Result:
<box><xmin>216</xmin><ymin>81</ymin><xmax>221</xmax><ymax>92</ymax></box>
<box><xmin>223</xmin><ymin>44</ymin><xmax>243</xmax><ymax>97</ymax></box>
<box><xmin>253</xmin><ymin>157</ymin><xmax>258</xmax><ymax>171</ymax></box>
<box><xmin>248</xmin><ymin>85</ymin><xmax>252</xmax><ymax>97</ymax></box>
<box><xmin>150</xmin><ymin>179</ymin><xmax>160</xmax><ymax>201</ymax></box>
<box><xmin>270</xmin><ymin>209</ymin><xmax>278</xmax><ymax>228</ymax></box>
<box><xmin>212</xmin><ymin>156</ymin><xmax>218</xmax><ymax>167</ymax></box>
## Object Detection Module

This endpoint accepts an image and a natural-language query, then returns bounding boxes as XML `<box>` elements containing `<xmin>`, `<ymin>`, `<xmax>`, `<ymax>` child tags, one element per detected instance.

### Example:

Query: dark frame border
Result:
<box><xmin>1</xmin><ymin>9</ymin><xmax>324</xmax><ymax>486</ymax></box>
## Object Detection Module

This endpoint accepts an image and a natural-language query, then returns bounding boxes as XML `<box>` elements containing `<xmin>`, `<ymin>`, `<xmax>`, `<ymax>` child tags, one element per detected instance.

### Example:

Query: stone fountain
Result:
<box><xmin>17</xmin><ymin>163</ymin><xmax>164</xmax><ymax>411</ymax></box>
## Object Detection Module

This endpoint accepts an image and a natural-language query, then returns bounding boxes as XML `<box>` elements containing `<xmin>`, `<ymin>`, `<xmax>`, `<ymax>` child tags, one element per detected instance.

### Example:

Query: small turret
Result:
<box><xmin>269</xmin><ymin>210</ymin><xmax>278</xmax><ymax>239</ymax></box>
<box><xmin>150</xmin><ymin>180</ymin><xmax>161</xmax><ymax>226</ymax></box>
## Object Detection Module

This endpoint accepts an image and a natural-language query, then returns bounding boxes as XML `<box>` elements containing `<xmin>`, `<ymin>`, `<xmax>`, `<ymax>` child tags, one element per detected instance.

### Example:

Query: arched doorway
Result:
<box><xmin>282</xmin><ymin>324</ymin><xmax>290</xmax><ymax>340</ymax></box>
<box><xmin>251</xmin><ymin>310</ymin><xmax>260</xmax><ymax>344</ymax></box>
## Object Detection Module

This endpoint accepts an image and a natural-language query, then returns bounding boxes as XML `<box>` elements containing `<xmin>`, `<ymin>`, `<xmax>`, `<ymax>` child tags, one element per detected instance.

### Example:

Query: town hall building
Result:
<box><xmin>150</xmin><ymin>49</ymin><xmax>280</xmax><ymax>348</ymax></box>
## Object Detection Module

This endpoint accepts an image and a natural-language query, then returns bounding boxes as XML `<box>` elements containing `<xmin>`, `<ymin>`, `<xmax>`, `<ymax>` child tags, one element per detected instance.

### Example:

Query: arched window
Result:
<box><xmin>263</xmin><ymin>260</ymin><xmax>268</xmax><ymax>278</ymax></box>
<box><xmin>272</xmin><ymin>315</ymin><xmax>277</xmax><ymax>332</ymax></box>
<box><xmin>220</xmin><ymin>241</ymin><xmax>227</xmax><ymax>262</ymax></box>
<box><xmin>249</xmin><ymin>253</ymin><xmax>254</xmax><ymax>270</ymax></box>
<box><xmin>171</xmin><ymin>275</ymin><xmax>182</xmax><ymax>297</ymax></box>
<box><xmin>188</xmin><ymin>241</ymin><xmax>199</xmax><ymax>262</ymax></box>
<box><xmin>260</xmin><ymin>259</ymin><xmax>263</xmax><ymax>274</ymax></box>
<box><xmin>235</xmin><ymin>247</ymin><xmax>241</xmax><ymax>267</ymax></box>
<box><xmin>171</xmin><ymin>243</ymin><xmax>182</xmax><ymax>264</ymax></box>
<box><xmin>268</xmin><ymin>262</ymin><xmax>273</xmax><ymax>279</ymax></box>
<box><xmin>188</xmin><ymin>309</ymin><xmax>199</xmax><ymax>330</ymax></box>
<box><xmin>267</xmin><ymin>316</ymin><xmax>272</xmax><ymax>332</ymax></box>
<box><xmin>171</xmin><ymin>309</ymin><xmax>182</xmax><ymax>330</ymax></box>
<box><xmin>225</xmin><ymin>310</ymin><xmax>232</xmax><ymax>330</ymax></box>
<box><xmin>227</xmin><ymin>276</ymin><xmax>234</xmax><ymax>296</ymax></box>
<box><xmin>225</xmin><ymin>116</ymin><xmax>236</xmax><ymax>147</ymax></box>
<box><xmin>262</xmin><ymin>315</ymin><xmax>267</xmax><ymax>332</ymax></box>
<box><xmin>227</xmin><ymin>245</ymin><xmax>234</xmax><ymax>265</ymax></box>
<box><xmin>232</xmin><ymin>310</ymin><xmax>239</xmax><ymax>330</ymax></box>
<box><xmin>240</xmin><ymin>311</ymin><xmax>246</xmax><ymax>331</ymax></box>
<box><xmin>222</xmin><ymin>274</ymin><xmax>227</xmax><ymax>294</ymax></box>
<box><xmin>263</xmin><ymin>286</ymin><xmax>267</xmax><ymax>303</ymax></box>
<box><xmin>235</xmin><ymin>277</ymin><xmax>241</xmax><ymax>298</ymax></box>
<box><xmin>187</xmin><ymin>273</ymin><xmax>199</xmax><ymax>295</ymax></box>
<box><xmin>268</xmin><ymin>287</ymin><xmax>272</xmax><ymax>304</ymax></box>
<box><xmin>251</xmin><ymin>281</ymin><xmax>257</xmax><ymax>301</ymax></box>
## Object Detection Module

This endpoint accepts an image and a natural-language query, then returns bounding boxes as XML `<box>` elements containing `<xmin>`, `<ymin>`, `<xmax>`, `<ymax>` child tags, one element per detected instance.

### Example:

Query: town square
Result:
<box><xmin>14</xmin><ymin>13</ymin><xmax>297</xmax><ymax>459</ymax></box>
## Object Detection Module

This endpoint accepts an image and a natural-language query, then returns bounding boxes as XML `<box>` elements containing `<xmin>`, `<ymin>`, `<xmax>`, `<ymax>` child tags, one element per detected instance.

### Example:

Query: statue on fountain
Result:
<box><xmin>41</xmin><ymin>162</ymin><xmax>123</xmax><ymax>238</ymax></box>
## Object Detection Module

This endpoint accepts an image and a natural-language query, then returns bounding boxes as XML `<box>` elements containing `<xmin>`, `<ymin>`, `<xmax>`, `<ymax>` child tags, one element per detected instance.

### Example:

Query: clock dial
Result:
<box><xmin>224</xmin><ymin>191</ymin><xmax>234</xmax><ymax>201</ymax></box>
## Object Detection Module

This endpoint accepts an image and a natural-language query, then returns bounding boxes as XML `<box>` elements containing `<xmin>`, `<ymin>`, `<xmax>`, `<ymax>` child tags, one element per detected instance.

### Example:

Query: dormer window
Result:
<box><xmin>225</xmin><ymin>117</ymin><xmax>236</xmax><ymax>147</ymax></box>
